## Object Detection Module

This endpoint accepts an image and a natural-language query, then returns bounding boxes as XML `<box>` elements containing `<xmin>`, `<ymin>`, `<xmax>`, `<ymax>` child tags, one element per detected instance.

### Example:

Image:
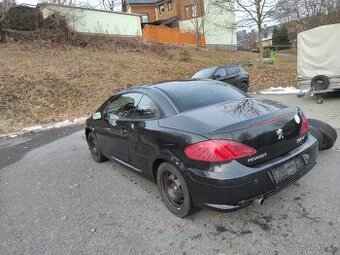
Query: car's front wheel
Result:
<box><xmin>157</xmin><ymin>162</ymin><xmax>194</xmax><ymax>218</ymax></box>
<box><xmin>87</xmin><ymin>132</ymin><xmax>107</xmax><ymax>162</ymax></box>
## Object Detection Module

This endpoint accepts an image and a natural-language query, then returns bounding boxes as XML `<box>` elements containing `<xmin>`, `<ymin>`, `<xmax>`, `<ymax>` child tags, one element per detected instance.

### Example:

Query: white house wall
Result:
<box><xmin>178</xmin><ymin>0</ymin><xmax>237</xmax><ymax>49</ymax></box>
<box><xmin>40</xmin><ymin>4</ymin><xmax>142</xmax><ymax>37</ymax></box>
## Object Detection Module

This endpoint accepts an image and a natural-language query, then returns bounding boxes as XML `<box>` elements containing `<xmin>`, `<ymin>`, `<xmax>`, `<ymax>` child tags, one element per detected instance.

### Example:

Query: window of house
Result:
<box><xmin>191</xmin><ymin>4</ymin><xmax>198</xmax><ymax>17</ymax></box>
<box><xmin>159</xmin><ymin>4</ymin><xmax>165</xmax><ymax>14</ymax></box>
<box><xmin>167</xmin><ymin>1</ymin><xmax>172</xmax><ymax>11</ymax></box>
<box><xmin>185</xmin><ymin>6</ymin><xmax>190</xmax><ymax>19</ymax></box>
<box><xmin>141</xmin><ymin>14</ymin><xmax>149</xmax><ymax>23</ymax></box>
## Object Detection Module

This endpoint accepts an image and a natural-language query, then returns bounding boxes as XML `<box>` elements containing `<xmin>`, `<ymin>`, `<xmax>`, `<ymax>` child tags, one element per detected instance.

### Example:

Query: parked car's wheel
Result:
<box><xmin>238</xmin><ymin>82</ymin><xmax>249</xmax><ymax>93</ymax></box>
<box><xmin>87</xmin><ymin>132</ymin><xmax>107</xmax><ymax>162</ymax></box>
<box><xmin>157</xmin><ymin>162</ymin><xmax>194</xmax><ymax>218</ymax></box>
<box><xmin>308</xmin><ymin>119</ymin><xmax>337</xmax><ymax>151</ymax></box>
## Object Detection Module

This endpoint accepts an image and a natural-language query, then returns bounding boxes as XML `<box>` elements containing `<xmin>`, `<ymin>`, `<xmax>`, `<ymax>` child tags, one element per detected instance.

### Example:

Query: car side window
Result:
<box><xmin>104</xmin><ymin>93</ymin><xmax>143</xmax><ymax>122</ymax></box>
<box><xmin>214</xmin><ymin>68</ymin><xmax>226</xmax><ymax>77</ymax></box>
<box><xmin>133</xmin><ymin>95</ymin><xmax>159</xmax><ymax>120</ymax></box>
<box><xmin>226</xmin><ymin>67</ymin><xmax>239</xmax><ymax>76</ymax></box>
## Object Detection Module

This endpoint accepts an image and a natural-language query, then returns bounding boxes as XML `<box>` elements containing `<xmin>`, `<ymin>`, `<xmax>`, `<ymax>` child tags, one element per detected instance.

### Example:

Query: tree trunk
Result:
<box><xmin>258</xmin><ymin>26</ymin><xmax>263</xmax><ymax>68</ymax></box>
<box><xmin>0</xmin><ymin>26</ymin><xmax>6</xmax><ymax>43</ymax></box>
<box><xmin>195</xmin><ymin>18</ymin><xmax>200</xmax><ymax>48</ymax></box>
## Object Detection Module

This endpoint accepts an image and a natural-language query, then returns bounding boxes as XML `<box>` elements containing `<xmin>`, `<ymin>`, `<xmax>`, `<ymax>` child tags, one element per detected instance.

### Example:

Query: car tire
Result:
<box><xmin>238</xmin><ymin>82</ymin><xmax>249</xmax><ymax>93</ymax></box>
<box><xmin>87</xmin><ymin>132</ymin><xmax>107</xmax><ymax>162</ymax></box>
<box><xmin>157</xmin><ymin>162</ymin><xmax>194</xmax><ymax>218</ymax></box>
<box><xmin>308</xmin><ymin>119</ymin><xmax>337</xmax><ymax>151</ymax></box>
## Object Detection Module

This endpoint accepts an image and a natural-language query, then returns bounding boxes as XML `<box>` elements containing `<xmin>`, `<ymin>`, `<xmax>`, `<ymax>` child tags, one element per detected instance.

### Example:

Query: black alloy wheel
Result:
<box><xmin>163</xmin><ymin>171</ymin><xmax>184</xmax><ymax>207</ymax></box>
<box><xmin>88</xmin><ymin>132</ymin><xmax>107</xmax><ymax>162</ymax></box>
<box><xmin>157</xmin><ymin>162</ymin><xmax>194</xmax><ymax>218</ymax></box>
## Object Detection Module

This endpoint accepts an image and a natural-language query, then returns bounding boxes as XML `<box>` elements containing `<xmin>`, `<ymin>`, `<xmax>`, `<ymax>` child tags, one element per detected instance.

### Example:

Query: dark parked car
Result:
<box><xmin>191</xmin><ymin>65</ymin><xmax>250</xmax><ymax>92</ymax></box>
<box><xmin>85</xmin><ymin>80</ymin><xmax>318</xmax><ymax>218</ymax></box>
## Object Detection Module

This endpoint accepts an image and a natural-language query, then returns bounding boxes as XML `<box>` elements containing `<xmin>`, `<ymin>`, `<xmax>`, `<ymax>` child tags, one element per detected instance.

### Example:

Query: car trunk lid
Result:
<box><xmin>159</xmin><ymin>97</ymin><xmax>307</xmax><ymax>166</ymax></box>
<box><xmin>211</xmin><ymin>109</ymin><xmax>307</xmax><ymax>166</ymax></box>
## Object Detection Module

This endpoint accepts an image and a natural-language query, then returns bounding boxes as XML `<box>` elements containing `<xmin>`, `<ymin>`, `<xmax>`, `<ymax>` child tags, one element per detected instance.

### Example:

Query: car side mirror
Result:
<box><xmin>92</xmin><ymin>112</ymin><xmax>102</xmax><ymax>120</ymax></box>
<box><xmin>212</xmin><ymin>74</ymin><xmax>221</xmax><ymax>79</ymax></box>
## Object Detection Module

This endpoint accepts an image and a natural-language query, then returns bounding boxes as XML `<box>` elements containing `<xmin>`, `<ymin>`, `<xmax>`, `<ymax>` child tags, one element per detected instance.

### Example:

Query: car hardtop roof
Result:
<box><xmin>116</xmin><ymin>79</ymin><xmax>225</xmax><ymax>95</ymax></box>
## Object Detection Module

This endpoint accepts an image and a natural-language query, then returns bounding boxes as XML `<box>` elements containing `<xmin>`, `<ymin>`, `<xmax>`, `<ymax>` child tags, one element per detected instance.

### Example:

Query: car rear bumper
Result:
<box><xmin>186</xmin><ymin>134</ymin><xmax>318</xmax><ymax>212</ymax></box>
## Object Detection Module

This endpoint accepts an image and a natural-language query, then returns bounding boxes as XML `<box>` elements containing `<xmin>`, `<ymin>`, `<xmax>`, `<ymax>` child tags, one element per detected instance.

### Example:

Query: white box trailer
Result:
<box><xmin>297</xmin><ymin>23</ymin><xmax>340</xmax><ymax>102</ymax></box>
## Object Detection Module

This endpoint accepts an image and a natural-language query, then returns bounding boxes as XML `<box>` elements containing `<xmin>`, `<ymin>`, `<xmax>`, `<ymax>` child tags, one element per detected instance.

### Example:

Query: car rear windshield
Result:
<box><xmin>191</xmin><ymin>67</ymin><xmax>216</xmax><ymax>78</ymax></box>
<box><xmin>157</xmin><ymin>82</ymin><xmax>246</xmax><ymax>112</ymax></box>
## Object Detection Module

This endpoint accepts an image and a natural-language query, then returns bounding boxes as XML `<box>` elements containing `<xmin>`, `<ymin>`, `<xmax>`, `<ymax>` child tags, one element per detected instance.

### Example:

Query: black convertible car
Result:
<box><xmin>85</xmin><ymin>80</ymin><xmax>318</xmax><ymax>218</ymax></box>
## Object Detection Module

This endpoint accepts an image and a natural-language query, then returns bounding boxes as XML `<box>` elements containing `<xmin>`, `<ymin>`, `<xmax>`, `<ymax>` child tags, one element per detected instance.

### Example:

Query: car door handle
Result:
<box><xmin>121</xmin><ymin>128</ymin><xmax>127</xmax><ymax>135</ymax></box>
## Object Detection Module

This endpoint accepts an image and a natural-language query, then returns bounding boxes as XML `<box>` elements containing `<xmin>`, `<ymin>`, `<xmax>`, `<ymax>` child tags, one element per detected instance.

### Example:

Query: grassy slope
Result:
<box><xmin>0</xmin><ymin>46</ymin><xmax>296</xmax><ymax>134</ymax></box>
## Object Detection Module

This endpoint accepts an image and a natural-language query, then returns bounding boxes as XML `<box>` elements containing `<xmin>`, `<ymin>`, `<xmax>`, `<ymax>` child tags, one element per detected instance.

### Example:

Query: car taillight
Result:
<box><xmin>300</xmin><ymin>115</ymin><xmax>309</xmax><ymax>135</ymax></box>
<box><xmin>184</xmin><ymin>140</ymin><xmax>257</xmax><ymax>162</ymax></box>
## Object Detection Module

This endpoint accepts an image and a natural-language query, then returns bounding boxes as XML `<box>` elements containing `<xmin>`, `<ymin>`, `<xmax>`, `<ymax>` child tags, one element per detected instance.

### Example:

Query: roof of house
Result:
<box><xmin>127</xmin><ymin>0</ymin><xmax>159</xmax><ymax>4</ymax></box>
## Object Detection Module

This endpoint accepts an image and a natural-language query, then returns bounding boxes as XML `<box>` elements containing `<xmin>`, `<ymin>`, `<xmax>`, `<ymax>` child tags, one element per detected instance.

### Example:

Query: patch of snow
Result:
<box><xmin>22</xmin><ymin>117</ymin><xmax>87</xmax><ymax>132</ymax></box>
<box><xmin>260</xmin><ymin>86</ymin><xmax>308</xmax><ymax>95</ymax></box>
<box><xmin>1</xmin><ymin>117</ymin><xmax>87</xmax><ymax>140</ymax></box>
<box><xmin>23</xmin><ymin>125</ymin><xmax>44</xmax><ymax>132</ymax></box>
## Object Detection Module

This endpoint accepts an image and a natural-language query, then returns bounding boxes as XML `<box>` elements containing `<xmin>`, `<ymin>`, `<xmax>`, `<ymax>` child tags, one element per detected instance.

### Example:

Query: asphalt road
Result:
<box><xmin>0</xmin><ymin>92</ymin><xmax>340</xmax><ymax>255</ymax></box>
<box><xmin>1</xmin><ymin>97</ymin><xmax>340</xmax><ymax>254</ymax></box>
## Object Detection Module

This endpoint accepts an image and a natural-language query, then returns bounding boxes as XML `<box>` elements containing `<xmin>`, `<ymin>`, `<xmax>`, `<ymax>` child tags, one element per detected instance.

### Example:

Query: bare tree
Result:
<box><xmin>0</xmin><ymin>0</ymin><xmax>15</xmax><ymax>42</ymax></box>
<box><xmin>274</xmin><ymin>0</ymin><xmax>340</xmax><ymax>30</ymax></box>
<box><xmin>189</xmin><ymin>0</ymin><xmax>237</xmax><ymax>48</ymax></box>
<box><xmin>100</xmin><ymin>0</ymin><xmax>120</xmax><ymax>11</ymax></box>
<box><xmin>215</xmin><ymin>0</ymin><xmax>281</xmax><ymax>67</ymax></box>
<box><xmin>189</xmin><ymin>0</ymin><xmax>213</xmax><ymax>48</ymax></box>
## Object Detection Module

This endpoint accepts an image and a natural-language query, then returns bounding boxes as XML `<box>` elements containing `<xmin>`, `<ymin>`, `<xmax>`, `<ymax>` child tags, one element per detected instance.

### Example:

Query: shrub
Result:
<box><xmin>178</xmin><ymin>49</ymin><xmax>191</xmax><ymax>62</ymax></box>
<box><xmin>4</xmin><ymin>6</ymin><xmax>43</xmax><ymax>31</ymax></box>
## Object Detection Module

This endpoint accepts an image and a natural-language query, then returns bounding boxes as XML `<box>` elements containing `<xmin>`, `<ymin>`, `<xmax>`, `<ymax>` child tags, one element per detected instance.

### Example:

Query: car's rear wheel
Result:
<box><xmin>157</xmin><ymin>162</ymin><xmax>194</xmax><ymax>218</ymax></box>
<box><xmin>87</xmin><ymin>132</ymin><xmax>107</xmax><ymax>162</ymax></box>
<box><xmin>238</xmin><ymin>82</ymin><xmax>248</xmax><ymax>93</ymax></box>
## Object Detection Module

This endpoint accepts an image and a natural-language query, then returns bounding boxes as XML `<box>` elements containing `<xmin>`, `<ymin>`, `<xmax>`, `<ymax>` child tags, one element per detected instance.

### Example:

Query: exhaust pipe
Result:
<box><xmin>256</xmin><ymin>197</ymin><xmax>264</xmax><ymax>205</ymax></box>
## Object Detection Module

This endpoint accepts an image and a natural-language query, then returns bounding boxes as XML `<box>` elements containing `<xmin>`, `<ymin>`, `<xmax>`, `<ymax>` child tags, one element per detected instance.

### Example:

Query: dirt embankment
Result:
<box><xmin>0</xmin><ymin>30</ymin><xmax>297</xmax><ymax>134</ymax></box>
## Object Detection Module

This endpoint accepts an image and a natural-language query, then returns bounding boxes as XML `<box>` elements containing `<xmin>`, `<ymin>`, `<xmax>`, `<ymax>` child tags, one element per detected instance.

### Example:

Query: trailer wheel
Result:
<box><xmin>315</xmin><ymin>96</ymin><xmax>324</xmax><ymax>104</ymax></box>
<box><xmin>311</xmin><ymin>75</ymin><xmax>329</xmax><ymax>90</ymax></box>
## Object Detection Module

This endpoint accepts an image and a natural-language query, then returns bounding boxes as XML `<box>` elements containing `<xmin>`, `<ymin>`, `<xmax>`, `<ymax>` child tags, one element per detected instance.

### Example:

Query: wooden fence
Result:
<box><xmin>142</xmin><ymin>25</ymin><xmax>205</xmax><ymax>47</ymax></box>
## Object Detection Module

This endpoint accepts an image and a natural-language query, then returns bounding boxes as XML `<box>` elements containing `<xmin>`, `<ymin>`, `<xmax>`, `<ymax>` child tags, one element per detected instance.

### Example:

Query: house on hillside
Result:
<box><xmin>122</xmin><ymin>0</ymin><xmax>237</xmax><ymax>50</ymax></box>
<box><xmin>260</xmin><ymin>24</ymin><xmax>277</xmax><ymax>47</ymax></box>
<box><xmin>38</xmin><ymin>3</ymin><xmax>142</xmax><ymax>37</ymax></box>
